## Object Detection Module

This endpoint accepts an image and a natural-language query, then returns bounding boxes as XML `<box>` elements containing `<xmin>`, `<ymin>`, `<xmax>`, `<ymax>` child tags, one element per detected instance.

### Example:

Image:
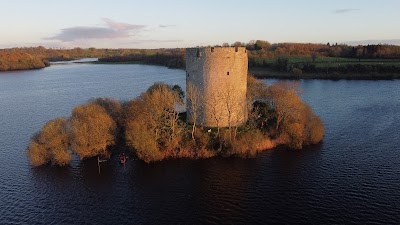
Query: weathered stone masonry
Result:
<box><xmin>186</xmin><ymin>47</ymin><xmax>248</xmax><ymax>127</ymax></box>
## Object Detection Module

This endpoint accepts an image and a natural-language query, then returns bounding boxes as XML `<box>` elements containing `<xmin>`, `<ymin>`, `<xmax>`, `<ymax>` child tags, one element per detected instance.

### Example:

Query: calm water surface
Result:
<box><xmin>0</xmin><ymin>63</ymin><xmax>399</xmax><ymax>224</ymax></box>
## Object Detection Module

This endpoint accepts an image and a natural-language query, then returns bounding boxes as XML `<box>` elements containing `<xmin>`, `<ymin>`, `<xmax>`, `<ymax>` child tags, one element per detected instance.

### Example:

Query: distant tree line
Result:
<box><xmin>27</xmin><ymin>78</ymin><xmax>324</xmax><ymax>166</ymax></box>
<box><xmin>2</xmin><ymin>42</ymin><xmax>400</xmax><ymax>72</ymax></box>
<box><xmin>0</xmin><ymin>50</ymin><xmax>48</xmax><ymax>71</ymax></box>
<box><xmin>98</xmin><ymin>50</ymin><xmax>185</xmax><ymax>69</ymax></box>
<box><xmin>251</xmin><ymin>55</ymin><xmax>400</xmax><ymax>79</ymax></box>
<box><xmin>0</xmin><ymin>47</ymin><xmax>186</xmax><ymax>71</ymax></box>
<box><xmin>242</xmin><ymin>41</ymin><xmax>400</xmax><ymax>60</ymax></box>
<box><xmin>300</xmin><ymin>63</ymin><xmax>400</xmax><ymax>74</ymax></box>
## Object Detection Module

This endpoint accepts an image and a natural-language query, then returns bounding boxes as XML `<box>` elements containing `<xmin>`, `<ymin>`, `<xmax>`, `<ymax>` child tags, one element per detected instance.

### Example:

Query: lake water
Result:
<box><xmin>0</xmin><ymin>63</ymin><xmax>399</xmax><ymax>224</ymax></box>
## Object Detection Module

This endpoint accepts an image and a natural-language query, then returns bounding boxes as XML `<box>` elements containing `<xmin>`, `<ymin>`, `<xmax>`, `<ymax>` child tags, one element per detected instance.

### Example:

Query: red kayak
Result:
<box><xmin>119</xmin><ymin>153</ymin><xmax>126</xmax><ymax>164</ymax></box>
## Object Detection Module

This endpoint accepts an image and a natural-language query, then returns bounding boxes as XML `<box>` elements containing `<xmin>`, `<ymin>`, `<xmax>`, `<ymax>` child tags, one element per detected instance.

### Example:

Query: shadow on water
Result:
<box><xmin>25</xmin><ymin>140</ymin><xmax>399</xmax><ymax>224</ymax></box>
<box><xmin>31</xmin><ymin>157</ymin><xmax>113</xmax><ymax>182</ymax></box>
<box><xmin>30</xmin><ymin>162</ymin><xmax>76</xmax><ymax>186</ymax></box>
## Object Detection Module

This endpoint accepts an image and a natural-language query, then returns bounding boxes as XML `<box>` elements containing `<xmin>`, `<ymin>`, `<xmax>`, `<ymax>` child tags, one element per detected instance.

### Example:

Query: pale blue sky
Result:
<box><xmin>1</xmin><ymin>0</ymin><xmax>399</xmax><ymax>48</ymax></box>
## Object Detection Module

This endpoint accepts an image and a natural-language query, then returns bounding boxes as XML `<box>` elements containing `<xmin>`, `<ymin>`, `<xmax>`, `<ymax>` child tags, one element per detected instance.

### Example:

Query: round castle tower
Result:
<box><xmin>186</xmin><ymin>47</ymin><xmax>248</xmax><ymax>127</ymax></box>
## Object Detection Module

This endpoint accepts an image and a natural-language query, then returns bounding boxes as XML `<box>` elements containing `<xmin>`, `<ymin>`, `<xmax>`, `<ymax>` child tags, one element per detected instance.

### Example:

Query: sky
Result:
<box><xmin>1</xmin><ymin>0</ymin><xmax>399</xmax><ymax>49</ymax></box>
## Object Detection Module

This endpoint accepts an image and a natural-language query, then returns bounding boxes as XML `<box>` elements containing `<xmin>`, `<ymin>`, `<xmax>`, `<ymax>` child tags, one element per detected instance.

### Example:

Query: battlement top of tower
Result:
<box><xmin>186</xmin><ymin>46</ymin><xmax>247</xmax><ymax>56</ymax></box>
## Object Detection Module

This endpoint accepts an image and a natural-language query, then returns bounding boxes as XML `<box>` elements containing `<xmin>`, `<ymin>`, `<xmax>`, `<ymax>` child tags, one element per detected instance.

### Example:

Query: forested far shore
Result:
<box><xmin>27</xmin><ymin>77</ymin><xmax>324</xmax><ymax>166</ymax></box>
<box><xmin>0</xmin><ymin>46</ymin><xmax>185</xmax><ymax>71</ymax></box>
<box><xmin>2</xmin><ymin>42</ymin><xmax>400</xmax><ymax>79</ymax></box>
<box><xmin>0</xmin><ymin>51</ymin><xmax>49</xmax><ymax>71</ymax></box>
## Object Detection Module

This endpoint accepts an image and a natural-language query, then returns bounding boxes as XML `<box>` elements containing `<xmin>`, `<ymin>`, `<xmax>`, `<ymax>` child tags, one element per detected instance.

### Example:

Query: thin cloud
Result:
<box><xmin>130</xmin><ymin>39</ymin><xmax>183</xmax><ymax>44</ymax></box>
<box><xmin>102</xmin><ymin>18</ymin><xmax>144</xmax><ymax>31</ymax></box>
<box><xmin>159</xmin><ymin>24</ymin><xmax>176</xmax><ymax>28</ymax></box>
<box><xmin>45</xmin><ymin>18</ymin><xmax>146</xmax><ymax>42</ymax></box>
<box><xmin>333</xmin><ymin>8</ymin><xmax>359</xmax><ymax>14</ymax></box>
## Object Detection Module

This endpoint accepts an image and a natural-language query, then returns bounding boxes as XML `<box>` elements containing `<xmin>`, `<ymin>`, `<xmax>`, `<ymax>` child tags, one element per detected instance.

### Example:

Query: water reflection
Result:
<box><xmin>30</xmin><ymin>164</ymin><xmax>75</xmax><ymax>187</ymax></box>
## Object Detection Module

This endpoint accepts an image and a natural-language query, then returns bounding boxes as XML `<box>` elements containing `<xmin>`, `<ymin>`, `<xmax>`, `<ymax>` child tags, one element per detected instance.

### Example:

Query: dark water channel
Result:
<box><xmin>0</xmin><ymin>63</ymin><xmax>399</xmax><ymax>224</ymax></box>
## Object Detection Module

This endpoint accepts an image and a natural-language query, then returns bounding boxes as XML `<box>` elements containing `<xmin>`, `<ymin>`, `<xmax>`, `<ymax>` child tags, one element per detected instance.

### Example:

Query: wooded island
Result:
<box><xmin>27</xmin><ymin>77</ymin><xmax>324</xmax><ymax>166</ymax></box>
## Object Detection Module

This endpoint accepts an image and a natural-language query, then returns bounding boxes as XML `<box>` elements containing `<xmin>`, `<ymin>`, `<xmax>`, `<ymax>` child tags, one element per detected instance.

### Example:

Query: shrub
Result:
<box><xmin>303</xmin><ymin>105</ymin><xmax>325</xmax><ymax>144</ymax></box>
<box><xmin>230</xmin><ymin>130</ymin><xmax>267</xmax><ymax>157</ymax></box>
<box><xmin>292</xmin><ymin>67</ymin><xmax>303</xmax><ymax>75</ymax></box>
<box><xmin>283</xmin><ymin>122</ymin><xmax>305</xmax><ymax>149</ymax></box>
<box><xmin>254</xmin><ymin>81</ymin><xmax>324</xmax><ymax>149</ymax></box>
<box><xmin>70</xmin><ymin>103</ymin><xmax>117</xmax><ymax>159</ymax></box>
<box><xmin>125</xmin><ymin>116</ymin><xmax>163</xmax><ymax>163</ymax></box>
<box><xmin>274</xmin><ymin>57</ymin><xmax>289</xmax><ymax>72</ymax></box>
<box><xmin>26</xmin><ymin>118</ymin><xmax>71</xmax><ymax>166</ymax></box>
<box><xmin>88</xmin><ymin>98</ymin><xmax>122</xmax><ymax>124</ymax></box>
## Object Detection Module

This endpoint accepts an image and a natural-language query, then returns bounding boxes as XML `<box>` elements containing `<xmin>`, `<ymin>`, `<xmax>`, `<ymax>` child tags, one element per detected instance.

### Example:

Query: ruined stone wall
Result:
<box><xmin>186</xmin><ymin>47</ymin><xmax>248</xmax><ymax>127</ymax></box>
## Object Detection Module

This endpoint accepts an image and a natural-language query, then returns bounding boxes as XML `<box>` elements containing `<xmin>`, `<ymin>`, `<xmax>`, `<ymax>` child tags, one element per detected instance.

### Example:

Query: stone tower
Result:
<box><xmin>186</xmin><ymin>47</ymin><xmax>248</xmax><ymax>127</ymax></box>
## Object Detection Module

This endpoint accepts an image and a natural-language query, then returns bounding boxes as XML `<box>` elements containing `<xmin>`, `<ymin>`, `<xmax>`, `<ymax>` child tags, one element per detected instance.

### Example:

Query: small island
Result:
<box><xmin>27</xmin><ymin>47</ymin><xmax>324</xmax><ymax>166</ymax></box>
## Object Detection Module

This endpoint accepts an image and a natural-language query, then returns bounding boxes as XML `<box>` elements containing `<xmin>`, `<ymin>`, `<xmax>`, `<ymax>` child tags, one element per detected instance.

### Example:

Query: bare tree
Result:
<box><xmin>246</xmin><ymin>75</ymin><xmax>269</xmax><ymax>130</ymax></box>
<box><xmin>222</xmin><ymin>85</ymin><xmax>236</xmax><ymax>140</ymax></box>
<box><xmin>186</xmin><ymin>81</ymin><xmax>203</xmax><ymax>141</ymax></box>
<box><xmin>232</xmin><ymin>41</ymin><xmax>244</xmax><ymax>47</ymax></box>
<box><xmin>124</xmin><ymin>83</ymin><xmax>184</xmax><ymax>162</ymax></box>
<box><xmin>265</xmin><ymin>82</ymin><xmax>325</xmax><ymax>149</ymax></box>
<box><xmin>206</xmin><ymin>90</ymin><xmax>224</xmax><ymax>137</ymax></box>
<box><xmin>267</xmin><ymin>82</ymin><xmax>303</xmax><ymax>131</ymax></box>
<box><xmin>311</xmin><ymin>52</ymin><xmax>318</xmax><ymax>63</ymax></box>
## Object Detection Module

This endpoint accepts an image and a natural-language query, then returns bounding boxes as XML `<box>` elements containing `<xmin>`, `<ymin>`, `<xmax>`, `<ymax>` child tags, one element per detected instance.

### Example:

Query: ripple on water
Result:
<box><xmin>1</xmin><ymin>67</ymin><xmax>400</xmax><ymax>224</ymax></box>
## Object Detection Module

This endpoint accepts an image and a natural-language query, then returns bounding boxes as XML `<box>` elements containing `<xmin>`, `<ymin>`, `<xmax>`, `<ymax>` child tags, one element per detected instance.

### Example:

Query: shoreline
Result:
<box><xmin>249</xmin><ymin>67</ymin><xmax>400</xmax><ymax>80</ymax></box>
<box><xmin>2</xmin><ymin>60</ymin><xmax>399</xmax><ymax>80</ymax></box>
<box><xmin>72</xmin><ymin>61</ymin><xmax>400</xmax><ymax>80</ymax></box>
<box><xmin>92</xmin><ymin>60</ymin><xmax>184</xmax><ymax>69</ymax></box>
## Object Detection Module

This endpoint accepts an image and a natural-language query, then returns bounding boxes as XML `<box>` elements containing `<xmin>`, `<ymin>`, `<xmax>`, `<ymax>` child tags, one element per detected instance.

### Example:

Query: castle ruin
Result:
<box><xmin>186</xmin><ymin>47</ymin><xmax>248</xmax><ymax>127</ymax></box>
